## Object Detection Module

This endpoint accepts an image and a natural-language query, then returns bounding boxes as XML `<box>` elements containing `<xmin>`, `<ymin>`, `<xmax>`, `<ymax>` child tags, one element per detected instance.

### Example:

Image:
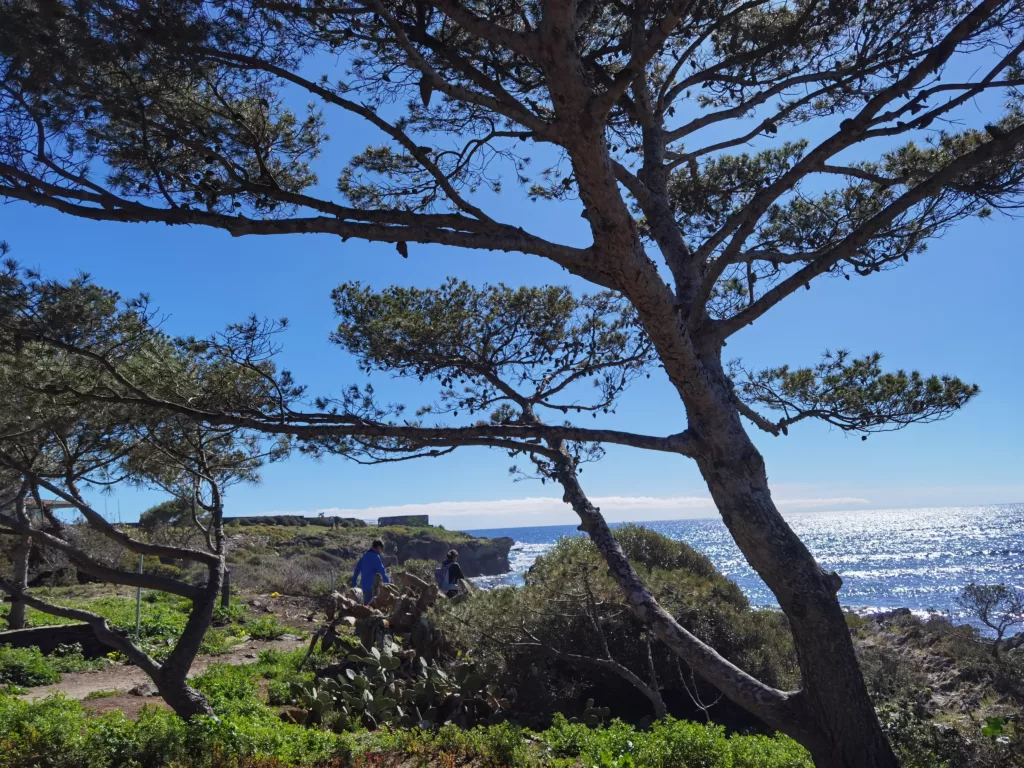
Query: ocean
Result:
<box><xmin>467</xmin><ymin>503</ymin><xmax>1023</xmax><ymax>624</ymax></box>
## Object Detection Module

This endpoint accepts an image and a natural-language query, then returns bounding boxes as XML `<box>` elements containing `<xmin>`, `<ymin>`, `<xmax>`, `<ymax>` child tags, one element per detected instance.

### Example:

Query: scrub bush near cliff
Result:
<box><xmin>438</xmin><ymin>527</ymin><xmax>797</xmax><ymax>726</ymax></box>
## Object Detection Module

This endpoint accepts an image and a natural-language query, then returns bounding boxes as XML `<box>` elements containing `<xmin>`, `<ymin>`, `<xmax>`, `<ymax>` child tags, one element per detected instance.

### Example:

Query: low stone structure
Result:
<box><xmin>223</xmin><ymin>514</ymin><xmax>366</xmax><ymax>527</ymax></box>
<box><xmin>377</xmin><ymin>514</ymin><xmax>429</xmax><ymax>527</ymax></box>
<box><xmin>0</xmin><ymin>623</ymin><xmax>113</xmax><ymax>658</ymax></box>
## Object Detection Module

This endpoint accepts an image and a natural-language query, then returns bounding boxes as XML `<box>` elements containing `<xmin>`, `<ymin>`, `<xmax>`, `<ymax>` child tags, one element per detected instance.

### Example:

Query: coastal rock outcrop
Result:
<box><xmin>382</xmin><ymin>532</ymin><xmax>513</xmax><ymax>578</ymax></box>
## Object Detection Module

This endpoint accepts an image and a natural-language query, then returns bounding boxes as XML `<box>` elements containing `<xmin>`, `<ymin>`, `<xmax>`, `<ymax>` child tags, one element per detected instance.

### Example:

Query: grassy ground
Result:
<box><xmin>0</xmin><ymin>651</ymin><xmax>815</xmax><ymax>768</ymax></box>
<box><xmin>0</xmin><ymin>574</ymin><xmax>814</xmax><ymax>768</ymax></box>
<box><xmin>0</xmin><ymin>587</ymin><xmax>308</xmax><ymax>688</ymax></box>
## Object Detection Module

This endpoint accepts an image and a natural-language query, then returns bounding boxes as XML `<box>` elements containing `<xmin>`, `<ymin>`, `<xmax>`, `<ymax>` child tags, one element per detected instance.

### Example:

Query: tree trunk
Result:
<box><xmin>7</xmin><ymin>535</ymin><xmax>30</xmax><ymax>629</ymax></box>
<box><xmin>683</xmin><ymin>355</ymin><xmax>899</xmax><ymax>768</ymax></box>
<box><xmin>155</xmin><ymin>677</ymin><xmax>215</xmax><ymax>719</ymax></box>
<box><xmin>152</xmin><ymin>561</ymin><xmax>224</xmax><ymax>719</ymax></box>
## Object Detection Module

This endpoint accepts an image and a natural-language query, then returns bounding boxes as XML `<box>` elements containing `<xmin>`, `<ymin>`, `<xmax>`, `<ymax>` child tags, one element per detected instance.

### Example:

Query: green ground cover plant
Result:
<box><xmin>3</xmin><ymin>587</ymin><xmax>305</xmax><ymax>671</ymax></box>
<box><xmin>0</xmin><ymin>644</ymin><xmax>106</xmax><ymax>688</ymax></box>
<box><xmin>0</xmin><ymin>686</ymin><xmax>815</xmax><ymax>768</ymax></box>
<box><xmin>246</xmin><ymin>616</ymin><xmax>288</xmax><ymax>641</ymax></box>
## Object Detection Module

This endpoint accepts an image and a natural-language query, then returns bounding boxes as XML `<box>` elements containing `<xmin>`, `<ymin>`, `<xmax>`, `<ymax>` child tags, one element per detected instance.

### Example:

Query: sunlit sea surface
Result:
<box><xmin>467</xmin><ymin>504</ymin><xmax>1022</xmax><ymax>625</ymax></box>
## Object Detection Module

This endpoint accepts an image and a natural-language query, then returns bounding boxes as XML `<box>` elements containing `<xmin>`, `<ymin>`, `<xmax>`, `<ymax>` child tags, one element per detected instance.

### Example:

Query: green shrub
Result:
<box><xmin>199</xmin><ymin>627</ymin><xmax>240</xmax><ymax>656</ymax></box>
<box><xmin>213</xmin><ymin>601</ymin><xmax>248</xmax><ymax>626</ymax></box>
<box><xmin>642</xmin><ymin>719</ymin><xmax>732</xmax><ymax>768</ymax></box>
<box><xmin>183</xmin><ymin>709</ymin><xmax>348</xmax><ymax>765</ymax></box>
<box><xmin>247</xmin><ymin>615</ymin><xmax>287</xmax><ymax>641</ymax></box>
<box><xmin>537</xmin><ymin>715</ymin><xmax>813</xmax><ymax>768</ymax></box>
<box><xmin>50</xmin><ymin>644</ymin><xmax>105</xmax><ymax>675</ymax></box>
<box><xmin>438</xmin><ymin>528</ymin><xmax>798</xmax><ymax>726</ymax></box>
<box><xmin>730</xmin><ymin>734</ymin><xmax>815</xmax><ymax>768</ymax></box>
<box><xmin>192</xmin><ymin>663</ymin><xmax>261</xmax><ymax>712</ymax></box>
<box><xmin>231</xmin><ymin>555</ymin><xmax>333</xmax><ymax>596</ymax></box>
<box><xmin>393</xmin><ymin>559</ymin><xmax>438</xmax><ymax>584</ymax></box>
<box><xmin>875</xmin><ymin>699</ymin><xmax>1023</xmax><ymax>768</ymax></box>
<box><xmin>0</xmin><ymin>692</ymin><xmax>347</xmax><ymax>768</ymax></box>
<box><xmin>253</xmin><ymin>647</ymin><xmax>306</xmax><ymax>675</ymax></box>
<box><xmin>18</xmin><ymin>592</ymin><xmax>195</xmax><ymax>657</ymax></box>
<box><xmin>266</xmin><ymin>679</ymin><xmax>293</xmax><ymax>705</ymax></box>
<box><xmin>614</xmin><ymin>524</ymin><xmax>720</xmax><ymax>581</ymax></box>
<box><xmin>0</xmin><ymin>643</ymin><xmax>812</xmax><ymax>768</ymax></box>
<box><xmin>83</xmin><ymin>689</ymin><xmax>119</xmax><ymax>700</ymax></box>
<box><xmin>481</xmin><ymin>721</ymin><xmax>531</xmax><ymax>768</ymax></box>
<box><xmin>0</xmin><ymin>644</ymin><xmax>61</xmax><ymax>687</ymax></box>
<box><xmin>0</xmin><ymin>689</ymin><xmax>818</xmax><ymax>768</ymax></box>
<box><xmin>431</xmin><ymin>723</ymin><xmax>478</xmax><ymax>756</ymax></box>
<box><xmin>0</xmin><ymin>695</ymin><xmax>100</xmax><ymax>767</ymax></box>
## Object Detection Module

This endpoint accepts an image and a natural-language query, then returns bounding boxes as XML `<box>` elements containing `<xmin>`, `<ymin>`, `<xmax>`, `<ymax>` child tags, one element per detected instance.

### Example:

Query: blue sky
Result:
<box><xmin>4</xmin><ymin>88</ymin><xmax>1023</xmax><ymax>530</ymax></box>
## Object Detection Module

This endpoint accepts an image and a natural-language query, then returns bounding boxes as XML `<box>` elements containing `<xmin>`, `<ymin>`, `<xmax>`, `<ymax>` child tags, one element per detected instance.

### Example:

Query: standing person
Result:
<box><xmin>352</xmin><ymin>539</ymin><xmax>390</xmax><ymax>604</ymax></box>
<box><xmin>437</xmin><ymin>549</ymin><xmax>466</xmax><ymax>599</ymax></box>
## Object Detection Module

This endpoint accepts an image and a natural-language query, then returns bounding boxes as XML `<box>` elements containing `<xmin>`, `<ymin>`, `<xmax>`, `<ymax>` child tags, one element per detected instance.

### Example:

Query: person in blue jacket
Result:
<box><xmin>351</xmin><ymin>539</ymin><xmax>390</xmax><ymax>604</ymax></box>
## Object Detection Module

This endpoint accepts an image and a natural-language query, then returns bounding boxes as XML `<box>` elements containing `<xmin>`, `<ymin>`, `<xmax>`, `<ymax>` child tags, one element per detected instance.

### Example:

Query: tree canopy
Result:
<box><xmin>2</xmin><ymin>0</ymin><xmax>1023</xmax><ymax>325</ymax></box>
<box><xmin>0</xmin><ymin>262</ymin><xmax>283</xmax><ymax>718</ymax></box>
<box><xmin>139</xmin><ymin>498</ymin><xmax>199</xmax><ymax>529</ymax></box>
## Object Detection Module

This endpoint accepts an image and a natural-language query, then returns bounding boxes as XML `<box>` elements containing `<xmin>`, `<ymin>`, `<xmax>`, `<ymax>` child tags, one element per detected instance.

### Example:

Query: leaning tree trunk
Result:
<box><xmin>545</xmin><ymin>336</ymin><xmax>898</xmax><ymax>764</ymax></box>
<box><xmin>7</xmin><ymin>534</ymin><xmax>31</xmax><ymax>629</ymax></box>
<box><xmin>684</xmin><ymin>355</ymin><xmax>899</xmax><ymax>768</ymax></box>
<box><xmin>151</xmin><ymin>561</ymin><xmax>224</xmax><ymax>719</ymax></box>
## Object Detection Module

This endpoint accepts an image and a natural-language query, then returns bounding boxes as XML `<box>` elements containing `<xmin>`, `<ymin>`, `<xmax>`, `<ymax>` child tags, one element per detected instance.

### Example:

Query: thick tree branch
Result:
<box><xmin>0</xmin><ymin>514</ymin><xmax>201</xmax><ymax>599</ymax></box>
<box><xmin>0</xmin><ymin>577</ymin><xmax>161</xmax><ymax>678</ymax></box>
<box><xmin>12</xmin><ymin>331</ymin><xmax>694</xmax><ymax>454</ymax></box>
<box><xmin>0</xmin><ymin>173</ymin><xmax>605</xmax><ymax>273</ymax></box>
<box><xmin>0</xmin><ymin>449</ymin><xmax>221</xmax><ymax>565</ymax></box>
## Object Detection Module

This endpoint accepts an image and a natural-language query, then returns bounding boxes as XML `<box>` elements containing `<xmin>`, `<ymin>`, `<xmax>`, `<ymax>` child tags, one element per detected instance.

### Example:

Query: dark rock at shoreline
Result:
<box><xmin>382</xmin><ymin>532</ymin><xmax>514</xmax><ymax>577</ymax></box>
<box><xmin>868</xmin><ymin>607</ymin><xmax>913</xmax><ymax>623</ymax></box>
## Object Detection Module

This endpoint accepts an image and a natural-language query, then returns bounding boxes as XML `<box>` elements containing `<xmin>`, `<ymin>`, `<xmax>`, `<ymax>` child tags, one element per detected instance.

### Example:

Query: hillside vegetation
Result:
<box><xmin>1</xmin><ymin>525</ymin><xmax>1021</xmax><ymax>768</ymax></box>
<box><xmin>220</xmin><ymin>522</ymin><xmax>510</xmax><ymax>596</ymax></box>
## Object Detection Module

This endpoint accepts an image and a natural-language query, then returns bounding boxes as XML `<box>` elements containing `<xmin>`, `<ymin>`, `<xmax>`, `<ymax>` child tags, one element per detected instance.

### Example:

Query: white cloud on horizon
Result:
<box><xmin>256</xmin><ymin>493</ymin><xmax>873</xmax><ymax>528</ymax></box>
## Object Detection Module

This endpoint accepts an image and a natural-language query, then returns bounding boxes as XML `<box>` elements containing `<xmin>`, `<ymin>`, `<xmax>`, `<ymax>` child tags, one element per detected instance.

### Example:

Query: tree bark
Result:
<box><xmin>155</xmin><ymin>675</ymin><xmax>215</xmax><ymax>719</ymax></box>
<box><xmin>152</xmin><ymin>561</ymin><xmax>223</xmax><ymax>719</ymax></box>
<box><xmin>680</xmin><ymin>351</ymin><xmax>899</xmax><ymax>768</ymax></box>
<box><xmin>7</xmin><ymin>534</ymin><xmax>30</xmax><ymax>629</ymax></box>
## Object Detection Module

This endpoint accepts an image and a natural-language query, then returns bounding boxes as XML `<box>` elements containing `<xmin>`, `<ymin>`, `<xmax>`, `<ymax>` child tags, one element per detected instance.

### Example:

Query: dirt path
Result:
<box><xmin>21</xmin><ymin>636</ymin><xmax>307</xmax><ymax>703</ymax></box>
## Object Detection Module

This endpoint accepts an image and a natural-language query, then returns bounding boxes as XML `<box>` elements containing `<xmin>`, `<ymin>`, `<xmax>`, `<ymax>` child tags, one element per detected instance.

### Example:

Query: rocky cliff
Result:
<box><xmin>218</xmin><ymin>522</ymin><xmax>513</xmax><ymax>580</ymax></box>
<box><xmin>381</xmin><ymin>531</ymin><xmax>514</xmax><ymax>578</ymax></box>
